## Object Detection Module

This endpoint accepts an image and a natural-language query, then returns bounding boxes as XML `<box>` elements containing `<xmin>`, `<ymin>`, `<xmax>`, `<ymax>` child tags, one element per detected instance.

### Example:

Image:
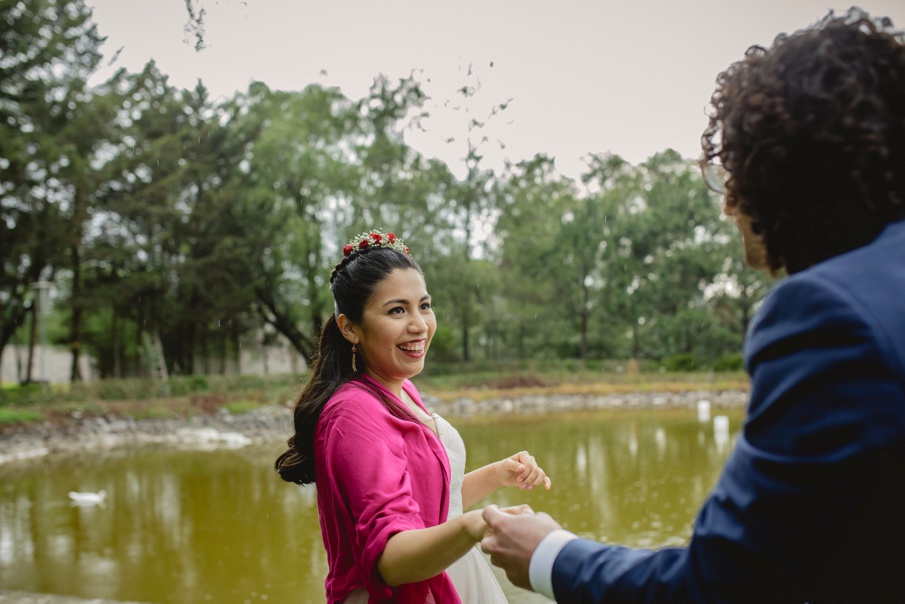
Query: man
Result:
<box><xmin>481</xmin><ymin>9</ymin><xmax>905</xmax><ymax>602</ymax></box>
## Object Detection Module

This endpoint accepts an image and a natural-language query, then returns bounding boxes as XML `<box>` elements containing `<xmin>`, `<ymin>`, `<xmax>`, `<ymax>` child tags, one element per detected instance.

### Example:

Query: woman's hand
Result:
<box><xmin>460</xmin><ymin>506</ymin><xmax>530</xmax><ymax>544</ymax></box>
<box><xmin>495</xmin><ymin>451</ymin><xmax>552</xmax><ymax>491</ymax></box>
<box><xmin>462</xmin><ymin>452</ymin><xmax>552</xmax><ymax>508</ymax></box>
<box><xmin>461</xmin><ymin>509</ymin><xmax>489</xmax><ymax>542</ymax></box>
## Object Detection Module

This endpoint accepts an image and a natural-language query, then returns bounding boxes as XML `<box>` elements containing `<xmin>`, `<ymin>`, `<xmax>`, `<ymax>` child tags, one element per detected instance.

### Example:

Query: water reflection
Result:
<box><xmin>0</xmin><ymin>406</ymin><xmax>742</xmax><ymax>603</ymax></box>
<box><xmin>459</xmin><ymin>408</ymin><xmax>740</xmax><ymax>550</ymax></box>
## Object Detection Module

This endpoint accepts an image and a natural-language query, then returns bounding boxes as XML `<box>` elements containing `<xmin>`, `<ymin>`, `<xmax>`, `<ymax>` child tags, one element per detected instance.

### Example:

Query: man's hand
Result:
<box><xmin>480</xmin><ymin>504</ymin><xmax>563</xmax><ymax>590</ymax></box>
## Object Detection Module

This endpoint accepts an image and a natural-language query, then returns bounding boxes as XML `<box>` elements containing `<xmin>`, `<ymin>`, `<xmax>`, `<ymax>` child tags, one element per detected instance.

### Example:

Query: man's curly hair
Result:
<box><xmin>701</xmin><ymin>8</ymin><xmax>905</xmax><ymax>273</ymax></box>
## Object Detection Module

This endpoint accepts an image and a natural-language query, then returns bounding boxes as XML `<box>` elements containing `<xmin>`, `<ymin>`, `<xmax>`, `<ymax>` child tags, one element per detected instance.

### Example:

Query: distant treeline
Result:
<box><xmin>1</xmin><ymin>0</ymin><xmax>772</xmax><ymax>382</ymax></box>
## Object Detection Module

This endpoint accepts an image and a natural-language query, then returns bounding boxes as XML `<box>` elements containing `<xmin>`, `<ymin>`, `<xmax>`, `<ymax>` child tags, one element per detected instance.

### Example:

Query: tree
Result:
<box><xmin>494</xmin><ymin>156</ymin><xmax>575</xmax><ymax>359</ymax></box>
<box><xmin>226</xmin><ymin>82</ymin><xmax>363</xmax><ymax>361</ymax></box>
<box><xmin>584</xmin><ymin>150</ymin><xmax>757</xmax><ymax>364</ymax></box>
<box><xmin>0</xmin><ymin>0</ymin><xmax>106</xmax><ymax>379</ymax></box>
<box><xmin>81</xmin><ymin>62</ymin><xmax>205</xmax><ymax>377</ymax></box>
<box><xmin>427</xmin><ymin>65</ymin><xmax>511</xmax><ymax>362</ymax></box>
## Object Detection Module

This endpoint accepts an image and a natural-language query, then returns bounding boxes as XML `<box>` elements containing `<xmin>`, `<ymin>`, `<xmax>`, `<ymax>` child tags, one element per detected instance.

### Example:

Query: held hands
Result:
<box><xmin>481</xmin><ymin>504</ymin><xmax>563</xmax><ymax>591</ymax></box>
<box><xmin>496</xmin><ymin>451</ymin><xmax>552</xmax><ymax>491</ymax></box>
<box><xmin>462</xmin><ymin>504</ymin><xmax>536</xmax><ymax>542</ymax></box>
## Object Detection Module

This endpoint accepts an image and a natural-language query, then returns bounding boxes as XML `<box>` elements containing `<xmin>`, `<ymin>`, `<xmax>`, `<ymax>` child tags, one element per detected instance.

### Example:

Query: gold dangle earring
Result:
<box><xmin>351</xmin><ymin>345</ymin><xmax>357</xmax><ymax>372</ymax></box>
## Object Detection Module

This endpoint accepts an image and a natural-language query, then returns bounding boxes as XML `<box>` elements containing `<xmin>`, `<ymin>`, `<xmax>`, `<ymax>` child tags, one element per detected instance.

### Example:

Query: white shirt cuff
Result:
<box><xmin>529</xmin><ymin>529</ymin><xmax>579</xmax><ymax>599</ymax></box>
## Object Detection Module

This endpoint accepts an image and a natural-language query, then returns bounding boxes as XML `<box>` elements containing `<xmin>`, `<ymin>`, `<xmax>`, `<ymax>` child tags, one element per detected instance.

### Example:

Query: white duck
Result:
<box><xmin>68</xmin><ymin>490</ymin><xmax>107</xmax><ymax>506</ymax></box>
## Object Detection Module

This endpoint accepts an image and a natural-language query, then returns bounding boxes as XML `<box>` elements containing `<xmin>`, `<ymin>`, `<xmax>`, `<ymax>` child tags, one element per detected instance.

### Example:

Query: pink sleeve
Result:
<box><xmin>319</xmin><ymin>393</ymin><xmax>426</xmax><ymax>596</ymax></box>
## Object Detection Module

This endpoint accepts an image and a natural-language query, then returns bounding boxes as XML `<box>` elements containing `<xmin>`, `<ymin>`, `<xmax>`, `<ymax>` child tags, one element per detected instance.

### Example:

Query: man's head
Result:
<box><xmin>702</xmin><ymin>8</ymin><xmax>905</xmax><ymax>274</ymax></box>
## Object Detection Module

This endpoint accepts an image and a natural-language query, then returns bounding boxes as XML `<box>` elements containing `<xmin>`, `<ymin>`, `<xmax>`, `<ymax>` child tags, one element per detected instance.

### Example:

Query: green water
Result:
<box><xmin>0</xmin><ymin>406</ymin><xmax>742</xmax><ymax>603</ymax></box>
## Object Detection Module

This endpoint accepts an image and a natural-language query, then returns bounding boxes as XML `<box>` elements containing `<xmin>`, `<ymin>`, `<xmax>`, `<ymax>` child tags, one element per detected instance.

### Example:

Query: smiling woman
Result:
<box><xmin>337</xmin><ymin>267</ymin><xmax>436</xmax><ymax>395</ymax></box>
<box><xmin>273</xmin><ymin>229</ymin><xmax>550</xmax><ymax>603</ymax></box>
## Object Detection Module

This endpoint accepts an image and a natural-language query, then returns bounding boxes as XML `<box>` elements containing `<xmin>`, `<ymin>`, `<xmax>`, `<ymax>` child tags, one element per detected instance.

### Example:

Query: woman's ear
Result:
<box><xmin>336</xmin><ymin>314</ymin><xmax>360</xmax><ymax>345</ymax></box>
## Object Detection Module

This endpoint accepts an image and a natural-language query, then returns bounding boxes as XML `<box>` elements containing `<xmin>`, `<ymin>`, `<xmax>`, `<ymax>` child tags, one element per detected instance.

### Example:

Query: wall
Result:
<box><xmin>0</xmin><ymin>343</ymin><xmax>305</xmax><ymax>384</ymax></box>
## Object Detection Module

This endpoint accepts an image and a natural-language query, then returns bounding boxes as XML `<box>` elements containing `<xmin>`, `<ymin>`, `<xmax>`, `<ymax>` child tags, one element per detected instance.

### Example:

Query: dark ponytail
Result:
<box><xmin>274</xmin><ymin>315</ymin><xmax>353</xmax><ymax>484</ymax></box>
<box><xmin>274</xmin><ymin>245</ymin><xmax>422</xmax><ymax>485</ymax></box>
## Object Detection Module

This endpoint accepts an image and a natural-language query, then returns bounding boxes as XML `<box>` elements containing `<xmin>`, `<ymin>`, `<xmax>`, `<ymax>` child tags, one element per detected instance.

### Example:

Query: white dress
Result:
<box><xmin>434</xmin><ymin>412</ymin><xmax>509</xmax><ymax>603</ymax></box>
<box><xmin>344</xmin><ymin>412</ymin><xmax>508</xmax><ymax>603</ymax></box>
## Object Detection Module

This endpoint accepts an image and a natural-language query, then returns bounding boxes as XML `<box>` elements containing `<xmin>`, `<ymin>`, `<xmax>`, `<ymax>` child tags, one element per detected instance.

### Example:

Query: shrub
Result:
<box><xmin>661</xmin><ymin>353</ymin><xmax>700</xmax><ymax>372</ymax></box>
<box><xmin>0</xmin><ymin>383</ymin><xmax>54</xmax><ymax>406</ymax></box>
<box><xmin>224</xmin><ymin>400</ymin><xmax>261</xmax><ymax>414</ymax></box>
<box><xmin>0</xmin><ymin>408</ymin><xmax>45</xmax><ymax>424</ymax></box>
<box><xmin>713</xmin><ymin>354</ymin><xmax>744</xmax><ymax>372</ymax></box>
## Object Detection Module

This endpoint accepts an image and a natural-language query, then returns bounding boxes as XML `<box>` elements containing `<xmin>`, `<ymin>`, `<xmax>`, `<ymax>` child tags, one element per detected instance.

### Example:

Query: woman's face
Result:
<box><xmin>347</xmin><ymin>268</ymin><xmax>436</xmax><ymax>395</ymax></box>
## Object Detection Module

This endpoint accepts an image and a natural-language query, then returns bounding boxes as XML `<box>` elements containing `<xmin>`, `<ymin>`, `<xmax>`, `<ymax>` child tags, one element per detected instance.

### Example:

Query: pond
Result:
<box><xmin>0</xmin><ymin>406</ymin><xmax>743</xmax><ymax>603</ymax></box>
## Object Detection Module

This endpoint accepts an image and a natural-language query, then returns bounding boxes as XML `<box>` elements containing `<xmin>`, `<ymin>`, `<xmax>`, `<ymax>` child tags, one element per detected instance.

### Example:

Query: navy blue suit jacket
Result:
<box><xmin>552</xmin><ymin>219</ymin><xmax>905</xmax><ymax>603</ymax></box>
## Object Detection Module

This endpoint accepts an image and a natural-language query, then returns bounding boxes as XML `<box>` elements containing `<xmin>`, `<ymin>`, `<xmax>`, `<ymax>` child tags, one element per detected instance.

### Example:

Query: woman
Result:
<box><xmin>275</xmin><ymin>229</ymin><xmax>551</xmax><ymax>603</ymax></box>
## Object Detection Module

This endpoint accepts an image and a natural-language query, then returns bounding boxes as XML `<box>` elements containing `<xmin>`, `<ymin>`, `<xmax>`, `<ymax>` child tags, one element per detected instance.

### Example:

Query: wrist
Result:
<box><xmin>493</xmin><ymin>459</ymin><xmax>507</xmax><ymax>488</ymax></box>
<box><xmin>462</xmin><ymin>509</ymin><xmax>486</xmax><ymax>542</ymax></box>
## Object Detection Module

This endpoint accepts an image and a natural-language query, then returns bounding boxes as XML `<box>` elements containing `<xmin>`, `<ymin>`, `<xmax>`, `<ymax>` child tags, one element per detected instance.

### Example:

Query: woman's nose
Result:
<box><xmin>408</xmin><ymin>313</ymin><xmax>427</xmax><ymax>332</ymax></box>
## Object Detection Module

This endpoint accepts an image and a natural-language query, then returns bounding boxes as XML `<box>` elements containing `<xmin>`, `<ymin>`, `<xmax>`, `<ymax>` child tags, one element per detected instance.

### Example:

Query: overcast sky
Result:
<box><xmin>84</xmin><ymin>1</ymin><xmax>905</xmax><ymax>180</ymax></box>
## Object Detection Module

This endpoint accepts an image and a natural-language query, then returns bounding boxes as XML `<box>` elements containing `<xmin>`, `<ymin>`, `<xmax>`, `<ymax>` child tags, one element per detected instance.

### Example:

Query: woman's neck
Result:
<box><xmin>363</xmin><ymin>370</ymin><xmax>404</xmax><ymax>400</ymax></box>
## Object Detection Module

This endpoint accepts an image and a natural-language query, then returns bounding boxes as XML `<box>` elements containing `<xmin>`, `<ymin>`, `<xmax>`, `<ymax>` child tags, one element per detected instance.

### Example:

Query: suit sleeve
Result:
<box><xmin>552</xmin><ymin>275</ymin><xmax>905</xmax><ymax>603</ymax></box>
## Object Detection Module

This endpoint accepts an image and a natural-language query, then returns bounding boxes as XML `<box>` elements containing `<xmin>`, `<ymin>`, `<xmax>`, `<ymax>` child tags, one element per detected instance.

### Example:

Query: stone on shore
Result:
<box><xmin>0</xmin><ymin>390</ymin><xmax>748</xmax><ymax>466</ymax></box>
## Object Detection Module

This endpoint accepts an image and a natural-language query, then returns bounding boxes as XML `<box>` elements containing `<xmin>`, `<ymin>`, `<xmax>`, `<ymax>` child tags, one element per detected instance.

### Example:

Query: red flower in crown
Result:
<box><xmin>342</xmin><ymin>229</ymin><xmax>410</xmax><ymax>260</ymax></box>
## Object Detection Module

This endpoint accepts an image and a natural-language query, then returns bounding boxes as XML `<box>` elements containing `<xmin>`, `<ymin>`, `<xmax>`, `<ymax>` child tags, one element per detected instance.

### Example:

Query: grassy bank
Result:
<box><xmin>0</xmin><ymin>361</ymin><xmax>749</xmax><ymax>428</ymax></box>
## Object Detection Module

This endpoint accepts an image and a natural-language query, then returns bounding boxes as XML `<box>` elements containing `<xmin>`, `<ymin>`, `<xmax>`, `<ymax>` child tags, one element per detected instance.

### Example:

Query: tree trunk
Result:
<box><xmin>232</xmin><ymin>319</ymin><xmax>241</xmax><ymax>374</ymax></box>
<box><xmin>24</xmin><ymin>301</ymin><xmax>37</xmax><ymax>384</ymax></box>
<box><xmin>200</xmin><ymin>325</ymin><xmax>209</xmax><ymax>375</ymax></box>
<box><xmin>112</xmin><ymin>309</ymin><xmax>121</xmax><ymax>378</ymax></box>
<box><xmin>579</xmin><ymin>263</ymin><xmax>591</xmax><ymax>361</ymax></box>
<box><xmin>255</xmin><ymin>290</ymin><xmax>315</xmax><ymax>360</ymax></box>
<box><xmin>0</xmin><ymin>302</ymin><xmax>30</xmax><ymax>379</ymax></box>
<box><xmin>153</xmin><ymin>331</ymin><xmax>169</xmax><ymax>380</ymax></box>
<box><xmin>135</xmin><ymin>318</ymin><xmax>144</xmax><ymax>377</ymax></box>
<box><xmin>461</xmin><ymin>322</ymin><xmax>470</xmax><ymax>363</ymax></box>
<box><xmin>218</xmin><ymin>324</ymin><xmax>227</xmax><ymax>375</ymax></box>
<box><xmin>69</xmin><ymin>243</ymin><xmax>83</xmax><ymax>382</ymax></box>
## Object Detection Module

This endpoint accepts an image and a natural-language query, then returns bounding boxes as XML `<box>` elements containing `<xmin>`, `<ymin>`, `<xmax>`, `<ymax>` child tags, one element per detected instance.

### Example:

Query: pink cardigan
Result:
<box><xmin>314</xmin><ymin>375</ymin><xmax>460</xmax><ymax>603</ymax></box>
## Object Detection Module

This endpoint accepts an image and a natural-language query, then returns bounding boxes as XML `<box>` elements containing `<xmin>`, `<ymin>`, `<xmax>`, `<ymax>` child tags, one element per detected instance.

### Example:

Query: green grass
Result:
<box><xmin>129</xmin><ymin>406</ymin><xmax>176</xmax><ymax>420</ymax></box>
<box><xmin>416</xmin><ymin>362</ymin><xmax>748</xmax><ymax>402</ymax></box>
<box><xmin>224</xmin><ymin>400</ymin><xmax>263</xmax><ymax>415</ymax></box>
<box><xmin>0</xmin><ymin>408</ymin><xmax>45</xmax><ymax>424</ymax></box>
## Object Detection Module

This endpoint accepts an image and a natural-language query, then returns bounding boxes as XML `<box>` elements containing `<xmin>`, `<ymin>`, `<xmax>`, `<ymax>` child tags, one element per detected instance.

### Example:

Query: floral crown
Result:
<box><xmin>342</xmin><ymin>229</ymin><xmax>410</xmax><ymax>258</ymax></box>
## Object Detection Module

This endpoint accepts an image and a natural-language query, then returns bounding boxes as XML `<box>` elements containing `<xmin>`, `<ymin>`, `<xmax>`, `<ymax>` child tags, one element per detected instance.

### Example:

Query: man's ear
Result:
<box><xmin>336</xmin><ymin>314</ymin><xmax>360</xmax><ymax>345</ymax></box>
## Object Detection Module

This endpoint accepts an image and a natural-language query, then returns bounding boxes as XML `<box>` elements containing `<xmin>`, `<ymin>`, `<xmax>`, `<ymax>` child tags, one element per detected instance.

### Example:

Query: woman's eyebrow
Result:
<box><xmin>381</xmin><ymin>294</ymin><xmax>430</xmax><ymax>307</ymax></box>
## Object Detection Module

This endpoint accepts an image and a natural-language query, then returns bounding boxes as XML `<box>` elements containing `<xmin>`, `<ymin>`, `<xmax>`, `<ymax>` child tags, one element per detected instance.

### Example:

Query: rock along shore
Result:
<box><xmin>0</xmin><ymin>389</ymin><xmax>748</xmax><ymax>466</ymax></box>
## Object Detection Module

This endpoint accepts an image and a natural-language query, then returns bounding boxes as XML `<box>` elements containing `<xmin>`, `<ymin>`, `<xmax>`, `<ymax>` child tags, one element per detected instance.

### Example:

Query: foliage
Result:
<box><xmin>660</xmin><ymin>353</ymin><xmax>700</xmax><ymax>372</ymax></box>
<box><xmin>0</xmin><ymin>407</ymin><xmax>45</xmax><ymax>424</ymax></box>
<box><xmin>0</xmin><ymin>0</ymin><xmax>105</xmax><ymax>371</ymax></box>
<box><xmin>1</xmin><ymin>1</ymin><xmax>775</xmax><ymax>384</ymax></box>
<box><xmin>224</xmin><ymin>399</ymin><xmax>263</xmax><ymax>414</ymax></box>
<box><xmin>0</xmin><ymin>373</ymin><xmax>293</xmax><ymax>407</ymax></box>
<box><xmin>712</xmin><ymin>353</ymin><xmax>745</xmax><ymax>372</ymax></box>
